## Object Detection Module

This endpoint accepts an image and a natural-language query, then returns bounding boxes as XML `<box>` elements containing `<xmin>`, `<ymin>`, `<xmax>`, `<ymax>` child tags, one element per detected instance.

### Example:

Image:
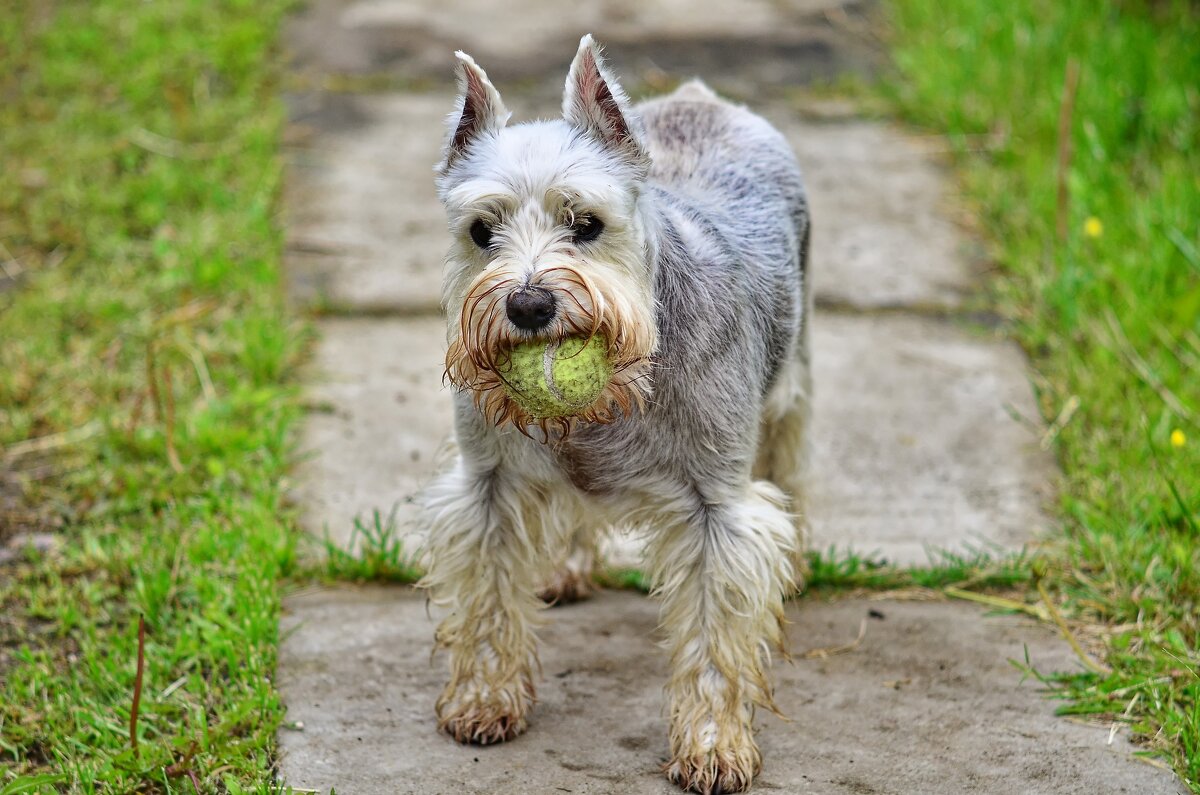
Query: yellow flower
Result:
<box><xmin>1083</xmin><ymin>217</ymin><xmax>1103</xmax><ymax>238</ymax></box>
<box><xmin>1170</xmin><ymin>429</ymin><xmax>1186</xmax><ymax>448</ymax></box>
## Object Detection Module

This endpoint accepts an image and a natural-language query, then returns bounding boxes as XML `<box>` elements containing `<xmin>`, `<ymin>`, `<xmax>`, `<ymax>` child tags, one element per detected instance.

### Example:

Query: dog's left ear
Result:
<box><xmin>563</xmin><ymin>35</ymin><xmax>649</xmax><ymax>174</ymax></box>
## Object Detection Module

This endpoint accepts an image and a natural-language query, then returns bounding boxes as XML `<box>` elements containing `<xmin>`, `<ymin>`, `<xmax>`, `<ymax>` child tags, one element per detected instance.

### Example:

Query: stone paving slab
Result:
<box><xmin>277</xmin><ymin>587</ymin><xmax>1182</xmax><ymax>794</ymax></box>
<box><xmin>808</xmin><ymin>312</ymin><xmax>1055</xmax><ymax>564</ymax></box>
<box><xmin>295</xmin><ymin>311</ymin><xmax>1054</xmax><ymax>564</ymax></box>
<box><xmin>286</xmin><ymin>0</ymin><xmax>878</xmax><ymax>97</ymax></box>
<box><xmin>284</xmin><ymin>93</ymin><xmax>447</xmax><ymax>314</ymax></box>
<box><xmin>293</xmin><ymin>316</ymin><xmax>451</xmax><ymax>547</ymax></box>
<box><xmin>284</xmin><ymin>93</ymin><xmax>974</xmax><ymax>315</ymax></box>
<box><xmin>784</xmin><ymin>120</ymin><xmax>978</xmax><ymax>310</ymax></box>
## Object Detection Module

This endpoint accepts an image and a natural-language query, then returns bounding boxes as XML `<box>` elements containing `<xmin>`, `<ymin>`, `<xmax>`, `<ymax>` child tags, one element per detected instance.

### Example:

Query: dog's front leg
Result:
<box><xmin>648</xmin><ymin>481</ymin><xmax>796</xmax><ymax>794</ymax></box>
<box><xmin>421</xmin><ymin>460</ymin><xmax>544</xmax><ymax>745</ymax></box>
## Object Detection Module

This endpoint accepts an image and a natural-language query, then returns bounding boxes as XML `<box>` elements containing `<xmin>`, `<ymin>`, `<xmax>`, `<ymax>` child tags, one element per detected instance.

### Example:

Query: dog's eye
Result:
<box><xmin>571</xmin><ymin>216</ymin><xmax>604</xmax><ymax>244</ymax></box>
<box><xmin>469</xmin><ymin>219</ymin><xmax>493</xmax><ymax>249</ymax></box>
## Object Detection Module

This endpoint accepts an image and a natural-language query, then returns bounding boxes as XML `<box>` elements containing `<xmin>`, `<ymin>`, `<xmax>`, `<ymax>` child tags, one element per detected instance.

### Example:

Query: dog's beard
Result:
<box><xmin>445</xmin><ymin>262</ymin><xmax>656</xmax><ymax>433</ymax></box>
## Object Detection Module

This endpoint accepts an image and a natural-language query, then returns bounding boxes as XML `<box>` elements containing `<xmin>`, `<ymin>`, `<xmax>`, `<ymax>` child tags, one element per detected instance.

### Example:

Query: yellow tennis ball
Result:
<box><xmin>501</xmin><ymin>335</ymin><xmax>613</xmax><ymax>419</ymax></box>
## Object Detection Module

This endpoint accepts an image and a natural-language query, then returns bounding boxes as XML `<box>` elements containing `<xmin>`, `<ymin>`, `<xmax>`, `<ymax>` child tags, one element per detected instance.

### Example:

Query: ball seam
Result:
<box><xmin>542</xmin><ymin>339</ymin><xmax>567</xmax><ymax>403</ymax></box>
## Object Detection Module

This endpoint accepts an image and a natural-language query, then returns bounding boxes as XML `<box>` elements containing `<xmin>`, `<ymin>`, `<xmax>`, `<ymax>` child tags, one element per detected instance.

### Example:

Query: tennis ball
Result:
<box><xmin>500</xmin><ymin>335</ymin><xmax>613</xmax><ymax>419</ymax></box>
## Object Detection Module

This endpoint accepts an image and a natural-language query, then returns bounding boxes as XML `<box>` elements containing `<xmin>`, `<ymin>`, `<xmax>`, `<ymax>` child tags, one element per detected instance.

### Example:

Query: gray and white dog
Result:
<box><xmin>420</xmin><ymin>34</ymin><xmax>811</xmax><ymax>794</ymax></box>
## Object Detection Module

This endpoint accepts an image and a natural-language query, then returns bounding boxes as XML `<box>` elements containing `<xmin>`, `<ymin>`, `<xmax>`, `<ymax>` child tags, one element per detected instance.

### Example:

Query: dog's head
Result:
<box><xmin>434</xmin><ymin>35</ymin><xmax>657</xmax><ymax>430</ymax></box>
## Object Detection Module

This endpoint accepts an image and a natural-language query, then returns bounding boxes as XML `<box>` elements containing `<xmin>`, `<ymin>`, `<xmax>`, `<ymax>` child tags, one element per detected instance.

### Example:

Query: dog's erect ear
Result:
<box><xmin>438</xmin><ymin>52</ymin><xmax>510</xmax><ymax>175</ymax></box>
<box><xmin>562</xmin><ymin>35</ymin><xmax>649</xmax><ymax>173</ymax></box>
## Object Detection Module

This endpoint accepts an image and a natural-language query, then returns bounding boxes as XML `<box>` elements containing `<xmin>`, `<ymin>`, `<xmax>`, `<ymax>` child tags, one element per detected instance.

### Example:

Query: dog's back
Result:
<box><xmin>635</xmin><ymin>80</ymin><xmax>809</xmax><ymax>401</ymax></box>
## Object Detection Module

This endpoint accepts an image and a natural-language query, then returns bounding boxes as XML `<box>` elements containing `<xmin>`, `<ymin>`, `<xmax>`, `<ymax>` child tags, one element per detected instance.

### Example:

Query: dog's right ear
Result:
<box><xmin>437</xmin><ymin>52</ymin><xmax>510</xmax><ymax>175</ymax></box>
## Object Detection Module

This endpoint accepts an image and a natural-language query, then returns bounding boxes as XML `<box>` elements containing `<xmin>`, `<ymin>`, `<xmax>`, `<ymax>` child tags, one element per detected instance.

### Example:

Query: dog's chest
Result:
<box><xmin>551</xmin><ymin>438</ymin><xmax>620</xmax><ymax>495</ymax></box>
<box><xmin>549</xmin><ymin>424</ymin><xmax>649</xmax><ymax>495</ymax></box>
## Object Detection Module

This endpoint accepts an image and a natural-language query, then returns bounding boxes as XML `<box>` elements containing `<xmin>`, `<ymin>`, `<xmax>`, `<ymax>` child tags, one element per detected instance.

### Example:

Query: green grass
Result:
<box><xmin>0</xmin><ymin>0</ymin><xmax>302</xmax><ymax>790</ymax></box>
<box><xmin>882</xmin><ymin>1</ymin><xmax>1199</xmax><ymax>788</ymax></box>
<box><xmin>315</xmin><ymin>508</ymin><xmax>423</xmax><ymax>584</ymax></box>
<box><xmin>311</xmin><ymin>502</ymin><xmax>1036</xmax><ymax>595</ymax></box>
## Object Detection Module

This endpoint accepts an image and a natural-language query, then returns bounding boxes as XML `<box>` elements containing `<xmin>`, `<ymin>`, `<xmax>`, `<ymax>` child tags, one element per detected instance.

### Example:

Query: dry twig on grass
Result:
<box><xmin>1038</xmin><ymin>582</ymin><xmax>1111</xmax><ymax>675</ymax></box>
<box><xmin>130</xmin><ymin>615</ymin><xmax>146</xmax><ymax>757</ymax></box>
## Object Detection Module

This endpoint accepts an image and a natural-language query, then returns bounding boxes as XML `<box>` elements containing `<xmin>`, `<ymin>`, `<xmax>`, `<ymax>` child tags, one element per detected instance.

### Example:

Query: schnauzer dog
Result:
<box><xmin>420</xmin><ymin>34</ymin><xmax>810</xmax><ymax>794</ymax></box>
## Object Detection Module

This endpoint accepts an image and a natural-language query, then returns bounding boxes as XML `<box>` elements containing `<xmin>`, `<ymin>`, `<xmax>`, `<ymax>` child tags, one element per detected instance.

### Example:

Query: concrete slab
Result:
<box><xmin>285</xmin><ymin>93</ymin><xmax>975</xmax><ymax>314</ymax></box>
<box><xmin>783</xmin><ymin>119</ymin><xmax>978</xmax><ymax>310</ymax></box>
<box><xmin>277</xmin><ymin>587</ymin><xmax>1182</xmax><ymax>794</ymax></box>
<box><xmin>293</xmin><ymin>316</ymin><xmax>452</xmax><ymax>548</ymax></box>
<box><xmin>295</xmin><ymin>311</ymin><xmax>1054</xmax><ymax>564</ymax></box>
<box><xmin>284</xmin><ymin>93</ymin><xmax>448</xmax><ymax>314</ymax></box>
<box><xmin>809</xmin><ymin>312</ymin><xmax>1056</xmax><ymax>564</ymax></box>
<box><xmin>285</xmin><ymin>0</ymin><xmax>878</xmax><ymax>97</ymax></box>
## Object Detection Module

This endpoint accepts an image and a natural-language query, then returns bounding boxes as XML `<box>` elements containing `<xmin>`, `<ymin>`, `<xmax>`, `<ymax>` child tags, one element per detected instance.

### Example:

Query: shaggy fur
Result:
<box><xmin>419</xmin><ymin>35</ymin><xmax>811</xmax><ymax>794</ymax></box>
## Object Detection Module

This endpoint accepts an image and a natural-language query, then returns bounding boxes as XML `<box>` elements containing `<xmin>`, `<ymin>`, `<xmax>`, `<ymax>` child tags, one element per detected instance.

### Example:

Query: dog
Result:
<box><xmin>419</xmin><ymin>34</ymin><xmax>811</xmax><ymax>794</ymax></box>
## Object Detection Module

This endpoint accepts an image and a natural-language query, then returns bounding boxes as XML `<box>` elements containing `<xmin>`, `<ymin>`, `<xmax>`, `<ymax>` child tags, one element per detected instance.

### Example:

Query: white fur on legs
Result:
<box><xmin>419</xmin><ymin>458</ymin><xmax>569</xmax><ymax>744</ymax></box>
<box><xmin>646</xmin><ymin>481</ymin><xmax>796</xmax><ymax>794</ymax></box>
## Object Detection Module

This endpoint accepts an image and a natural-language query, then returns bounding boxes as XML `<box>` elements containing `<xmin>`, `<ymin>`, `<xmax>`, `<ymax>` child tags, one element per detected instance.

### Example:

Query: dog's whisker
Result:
<box><xmin>558</xmin><ymin>290</ymin><xmax>595</xmax><ymax>321</ymax></box>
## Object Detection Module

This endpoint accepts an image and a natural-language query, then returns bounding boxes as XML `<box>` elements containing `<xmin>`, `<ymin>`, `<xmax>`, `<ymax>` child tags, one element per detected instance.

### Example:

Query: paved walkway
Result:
<box><xmin>276</xmin><ymin>1</ymin><xmax>1183</xmax><ymax>792</ymax></box>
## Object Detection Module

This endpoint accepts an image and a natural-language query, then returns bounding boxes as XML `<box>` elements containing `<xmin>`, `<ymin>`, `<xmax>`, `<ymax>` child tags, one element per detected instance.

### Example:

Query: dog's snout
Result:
<box><xmin>506</xmin><ymin>288</ymin><xmax>556</xmax><ymax>331</ymax></box>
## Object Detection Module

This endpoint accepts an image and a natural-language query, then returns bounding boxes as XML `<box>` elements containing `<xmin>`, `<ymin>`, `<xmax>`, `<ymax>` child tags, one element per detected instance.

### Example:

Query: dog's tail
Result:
<box><xmin>671</xmin><ymin>78</ymin><xmax>720</xmax><ymax>103</ymax></box>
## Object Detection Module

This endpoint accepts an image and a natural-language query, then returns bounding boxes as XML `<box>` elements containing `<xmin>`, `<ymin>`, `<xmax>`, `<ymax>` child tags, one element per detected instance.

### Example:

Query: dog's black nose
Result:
<box><xmin>506</xmin><ymin>288</ymin><xmax>556</xmax><ymax>331</ymax></box>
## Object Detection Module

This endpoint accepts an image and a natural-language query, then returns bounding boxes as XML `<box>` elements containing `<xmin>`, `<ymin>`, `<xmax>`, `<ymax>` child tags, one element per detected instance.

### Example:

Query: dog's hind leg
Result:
<box><xmin>754</xmin><ymin>219</ymin><xmax>812</xmax><ymax>592</ymax></box>
<box><xmin>538</xmin><ymin>524</ymin><xmax>598</xmax><ymax>605</ymax></box>
<box><xmin>753</xmin><ymin>339</ymin><xmax>812</xmax><ymax>592</ymax></box>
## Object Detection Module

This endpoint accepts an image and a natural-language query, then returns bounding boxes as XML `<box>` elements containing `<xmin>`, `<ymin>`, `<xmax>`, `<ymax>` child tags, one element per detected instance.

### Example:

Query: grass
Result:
<box><xmin>309</xmin><ymin>498</ymin><xmax>1036</xmax><ymax>595</ymax></box>
<box><xmin>0</xmin><ymin>0</ymin><xmax>302</xmax><ymax>790</ymax></box>
<box><xmin>316</xmin><ymin>508</ymin><xmax>423</xmax><ymax>584</ymax></box>
<box><xmin>882</xmin><ymin>0</ymin><xmax>1199</xmax><ymax>788</ymax></box>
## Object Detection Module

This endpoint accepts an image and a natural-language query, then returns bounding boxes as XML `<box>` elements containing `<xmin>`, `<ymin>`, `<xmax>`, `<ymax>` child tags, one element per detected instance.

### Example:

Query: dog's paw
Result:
<box><xmin>665</xmin><ymin>745</ymin><xmax>760</xmax><ymax>794</ymax></box>
<box><xmin>537</xmin><ymin>565</ymin><xmax>595</xmax><ymax>605</ymax></box>
<box><xmin>436</xmin><ymin>675</ymin><xmax>535</xmax><ymax>745</ymax></box>
<box><xmin>665</xmin><ymin>715</ymin><xmax>761</xmax><ymax>794</ymax></box>
<box><xmin>440</xmin><ymin>704</ymin><xmax>526</xmax><ymax>745</ymax></box>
